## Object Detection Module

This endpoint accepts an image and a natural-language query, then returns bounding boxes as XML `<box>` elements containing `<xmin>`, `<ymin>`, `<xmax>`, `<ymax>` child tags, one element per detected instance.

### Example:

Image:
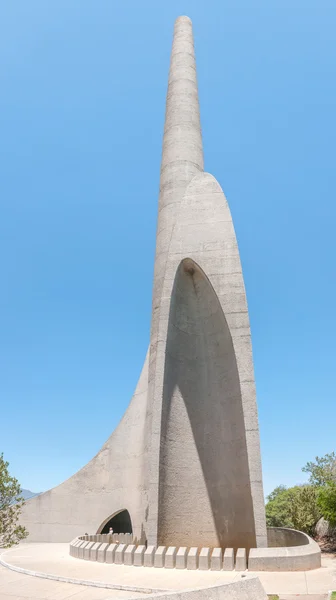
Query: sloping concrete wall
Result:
<box><xmin>138</xmin><ymin>577</ymin><xmax>268</xmax><ymax>600</ymax></box>
<box><xmin>20</xmin><ymin>353</ymin><xmax>149</xmax><ymax>542</ymax></box>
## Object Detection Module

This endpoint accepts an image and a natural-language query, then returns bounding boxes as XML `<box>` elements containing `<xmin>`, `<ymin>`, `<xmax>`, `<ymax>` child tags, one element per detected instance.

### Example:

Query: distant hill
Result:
<box><xmin>21</xmin><ymin>489</ymin><xmax>40</xmax><ymax>500</ymax></box>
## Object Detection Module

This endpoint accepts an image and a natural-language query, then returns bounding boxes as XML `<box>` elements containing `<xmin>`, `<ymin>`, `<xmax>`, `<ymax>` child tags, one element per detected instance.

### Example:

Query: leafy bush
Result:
<box><xmin>266</xmin><ymin>452</ymin><xmax>336</xmax><ymax>536</ymax></box>
<box><xmin>302</xmin><ymin>452</ymin><xmax>336</xmax><ymax>487</ymax></box>
<box><xmin>303</xmin><ymin>452</ymin><xmax>336</xmax><ymax>528</ymax></box>
<box><xmin>317</xmin><ymin>482</ymin><xmax>336</xmax><ymax>527</ymax></box>
<box><xmin>0</xmin><ymin>453</ymin><xmax>28</xmax><ymax>547</ymax></box>
<box><xmin>266</xmin><ymin>484</ymin><xmax>320</xmax><ymax>535</ymax></box>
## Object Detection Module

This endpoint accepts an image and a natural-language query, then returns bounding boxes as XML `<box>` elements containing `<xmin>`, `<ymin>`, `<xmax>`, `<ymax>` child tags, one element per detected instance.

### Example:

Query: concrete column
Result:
<box><xmin>90</xmin><ymin>542</ymin><xmax>102</xmax><ymax>561</ymax></box>
<box><xmin>134</xmin><ymin>545</ymin><xmax>146</xmax><ymax>566</ymax></box>
<box><xmin>236</xmin><ymin>548</ymin><xmax>247</xmax><ymax>571</ymax></box>
<box><xmin>154</xmin><ymin>546</ymin><xmax>167</xmax><ymax>568</ymax></box>
<box><xmin>199</xmin><ymin>548</ymin><xmax>210</xmax><ymax>570</ymax></box>
<box><xmin>84</xmin><ymin>542</ymin><xmax>95</xmax><ymax>559</ymax></box>
<box><xmin>210</xmin><ymin>548</ymin><xmax>222</xmax><ymax>571</ymax></box>
<box><xmin>146</xmin><ymin>15</ymin><xmax>204</xmax><ymax>547</ymax></box>
<box><xmin>176</xmin><ymin>547</ymin><xmax>187</xmax><ymax>569</ymax></box>
<box><xmin>115</xmin><ymin>544</ymin><xmax>127</xmax><ymax>564</ymax></box>
<box><xmin>187</xmin><ymin>547</ymin><xmax>198</xmax><ymax>570</ymax></box>
<box><xmin>69</xmin><ymin>539</ymin><xmax>79</xmax><ymax>557</ymax></box>
<box><xmin>78</xmin><ymin>541</ymin><xmax>89</xmax><ymax>559</ymax></box>
<box><xmin>165</xmin><ymin>547</ymin><xmax>177</xmax><ymax>568</ymax></box>
<box><xmin>144</xmin><ymin>545</ymin><xmax>156</xmax><ymax>567</ymax></box>
<box><xmin>124</xmin><ymin>544</ymin><xmax>136</xmax><ymax>566</ymax></box>
<box><xmin>106</xmin><ymin>543</ymin><xmax>118</xmax><ymax>564</ymax></box>
<box><xmin>223</xmin><ymin>548</ymin><xmax>234</xmax><ymax>571</ymax></box>
<box><xmin>97</xmin><ymin>542</ymin><xmax>109</xmax><ymax>563</ymax></box>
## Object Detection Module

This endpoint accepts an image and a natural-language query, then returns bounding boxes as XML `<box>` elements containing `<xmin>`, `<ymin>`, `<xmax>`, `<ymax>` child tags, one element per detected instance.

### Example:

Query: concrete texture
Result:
<box><xmin>134</xmin><ymin>578</ymin><xmax>268</xmax><ymax>600</ymax></box>
<box><xmin>249</xmin><ymin>533</ymin><xmax>322</xmax><ymax>571</ymax></box>
<box><xmin>20</xmin><ymin>15</ymin><xmax>267</xmax><ymax>552</ymax></box>
<box><xmin>144</xmin><ymin>545</ymin><xmax>156</xmax><ymax>567</ymax></box>
<box><xmin>124</xmin><ymin>544</ymin><xmax>136</xmax><ymax>566</ymax></box>
<box><xmin>97</xmin><ymin>542</ymin><xmax>109</xmax><ymax>563</ymax></box>
<box><xmin>84</xmin><ymin>541</ymin><xmax>95</xmax><ymax>559</ymax></box>
<box><xmin>0</xmin><ymin>562</ymin><xmax>144</xmax><ymax>600</ymax></box>
<box><xmin>176</xmin><ymin>547</ymin><xmax>187</xmax><ymax>569</ymax></box>
<box><xmin>2</xmin><ymin>544</ymin><xmax>336</xmax><ymax>596</ymax></box>
<box><xmin>78</xmin><ymin>541</ymin><xmax>89</xmax><ymax>559</ymax></box>
<box><xmin>267</xmin><ymin>526</ymin><xmax>310</xmax><ymax>547</ymax></box>
<box><xmin>90</xmin><ymin>542</ymin><xmax>102</xmax><ymax>560</ymax></box>
<box><xmin>187</xmin><ymin>547</ymin><xmax>198</xmax><ymax>570</ymax></box>
<box><xmin>134</xmin><ymin>545</ymin><xmax>146</xmax><ymax>566</ymax></box>
<box><xmin>70</xmin><ymin>534</ymin><xmax>321</xmax><ymax>573</ymax></box>
<box><xmin>165</xmin><ymin>547</ymin><xmax>177</xmax><ymax>568</ymax></box>
<box><xmin>115</xmin><ymin>544</ymin><xmax>127</xmax><ymax>565</ymax></box>
<box><xmin>236</xmin><ymin>548</ymin><xmax>247</xmax><ymax>571</ymax></box>
<box><xmin>0</xmin><ymin>551</ymin><xmax>269</xmax><ymax>600</ymax></box>
<box><xmin>223</xmin><ymin>548</ymin><xmax>234</xmax><ymax>571</ymax></box>
<box><xmin>105</xmin><ymin>543</ymin><xmax>118</xmax><ymax>564</ymax></box>
<box><xmin>154</xmin><ymin>546</ymin><xmax>167</xmax><ymax>568</ymax></box>
<box><xmin>199</xmin><ymin>548</ymin><xmax>211</xmax><ymax>570</ymax></box>
<box><xmin>210</xmin><ymin>548</ymin><xmax>222</xmax><ymax>571</ymax></box>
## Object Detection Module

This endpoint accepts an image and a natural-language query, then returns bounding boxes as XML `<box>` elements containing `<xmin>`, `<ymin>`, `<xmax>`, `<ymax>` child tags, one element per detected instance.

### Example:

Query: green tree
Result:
<box><xmin>266</xmin><ymin>486</ymin><xmax>294</xmax><ymax>528</ymax></box>
<box><xmin>266</xmin><ymin>485</ymin><xmax>320</xmax><ymax>535</ymax></box>
<box><xmin>302</xmin><ymin>452</ymin><xmax>336</xmax><ymax>487</ymax></box>
<box><xmin>291</xmin><ymin>485</ymin><xmax>321</xmax><ymax>535</ymax></box>
<box><xmin>302</xmin><ymin>452</ymin><xmax>336</xmax><ymax>529</ymax></box>
<box><xmin>317</xmin><ymin>482</ymin><xmax>336</xmax><ymax>526</ymax></box>
<box><xmin>0</xmin><ymin>453</ymin><xmax>28</xmax><ymax>547</ymax></box>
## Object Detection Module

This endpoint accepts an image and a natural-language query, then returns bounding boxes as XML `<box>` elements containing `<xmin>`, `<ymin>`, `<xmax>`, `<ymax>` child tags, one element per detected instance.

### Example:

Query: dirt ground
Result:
<box><xmin>318</xmin><ymin>535</ymin><xmax>336</xmax><ymax>558</ymax></box>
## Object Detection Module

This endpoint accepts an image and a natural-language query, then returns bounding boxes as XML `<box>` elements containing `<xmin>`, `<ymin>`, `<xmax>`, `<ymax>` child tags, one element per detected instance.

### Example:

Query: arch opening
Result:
<box><xmin>98</xmin><ymin>509</ymin><xmax>132</xmax><ymax>534</ymax></box>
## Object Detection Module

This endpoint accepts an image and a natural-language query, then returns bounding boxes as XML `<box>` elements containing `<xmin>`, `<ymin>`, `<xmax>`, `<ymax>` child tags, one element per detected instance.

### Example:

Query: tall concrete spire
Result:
<box><xmin>159</xmin><ymin>16</ymin><xmax>204</xmax><ymax>220</ymax></box>
<box><xmin>20</xmin><ymin>16</ymin><xmax>268</xmax><ymax>553</ymax></box>
<box><xmin>146</xmin><ymin>16</ymin><xmax>205</xmax><ymax>545</ymax></box>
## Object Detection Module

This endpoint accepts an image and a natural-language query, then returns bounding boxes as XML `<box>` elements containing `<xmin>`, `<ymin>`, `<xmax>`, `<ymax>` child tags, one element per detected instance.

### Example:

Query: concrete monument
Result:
<box><xmin>21</xmin><ymin>16</ymin><xmax>267</xmax><ymax>551</ymax></box>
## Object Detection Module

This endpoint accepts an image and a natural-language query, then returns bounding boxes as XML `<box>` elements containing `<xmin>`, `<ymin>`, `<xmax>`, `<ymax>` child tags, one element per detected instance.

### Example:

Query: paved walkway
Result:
<box><xmin>0</xmin><ymin>563</ymin><xmax>137</xmax><ymax>600</ymax></box>
<box><xmin>0</xmin><ymin>544</ymin><xmax>335</xmax><ymax>600</ymax></box>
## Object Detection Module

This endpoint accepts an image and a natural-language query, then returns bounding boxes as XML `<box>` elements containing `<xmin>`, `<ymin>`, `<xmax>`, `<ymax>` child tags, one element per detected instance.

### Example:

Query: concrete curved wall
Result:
<box><xmin>267</xmin><ymin>527</ymin><xmax>310</xmax><ymax>547</ymax></box>
<box><xmin>70</xmin><ymin>534</ymin><xmax>321</xmax><ymax>572</ymax></box>
<box><xmin>158</xmin><ymin>258</ymin><xmax>255</xmax><ymax>550</ymax></box>
<box><xmin>249</xmin><ymin>528</ymin><xmax>321</xmax><ymax>571</ymax></box>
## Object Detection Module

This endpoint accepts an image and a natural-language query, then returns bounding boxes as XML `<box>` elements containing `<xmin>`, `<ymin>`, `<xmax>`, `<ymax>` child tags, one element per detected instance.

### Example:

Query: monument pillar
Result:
<box><xmin>145</xmin><ymin>16</ymin><xmax>267</xmax><ymax>550</ymax></box>
<box><xmin>20</xmin><ymin>16</ymin><xmax>267</xmax><ymax>550</ymax></box>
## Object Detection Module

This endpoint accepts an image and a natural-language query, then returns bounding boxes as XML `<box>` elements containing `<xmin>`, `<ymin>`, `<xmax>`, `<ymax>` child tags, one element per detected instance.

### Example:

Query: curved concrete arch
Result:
<box><xmin>98</xmin><ymin>508</ymin><xmax>133</xmax><ymax>534</ymax></box>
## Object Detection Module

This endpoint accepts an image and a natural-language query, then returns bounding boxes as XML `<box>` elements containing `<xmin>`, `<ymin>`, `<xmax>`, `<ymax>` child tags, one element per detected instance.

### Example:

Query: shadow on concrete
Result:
<box><xmin>158</xmin><ymin>258</ymin><xmax>255</xmax><ymax>550</ymax></box>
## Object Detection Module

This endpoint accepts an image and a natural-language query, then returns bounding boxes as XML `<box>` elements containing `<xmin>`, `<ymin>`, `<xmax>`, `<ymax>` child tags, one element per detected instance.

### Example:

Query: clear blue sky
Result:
<box><xmin>1</xmin><ymin>0</ymin><xmax>335</xmax><ymax>498</ymax></box>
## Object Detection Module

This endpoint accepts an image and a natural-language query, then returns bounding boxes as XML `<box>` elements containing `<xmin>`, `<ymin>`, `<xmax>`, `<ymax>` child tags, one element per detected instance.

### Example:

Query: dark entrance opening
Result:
<box><xmin>100</xmin><ymin>510</ymin><xmax>132</xmax><ymax>534</ymax></box>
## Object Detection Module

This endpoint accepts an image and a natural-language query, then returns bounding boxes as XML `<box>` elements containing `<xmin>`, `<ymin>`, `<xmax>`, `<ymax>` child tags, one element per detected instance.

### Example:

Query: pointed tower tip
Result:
<box><xmin>175</xmin><ymin>15</ymin><xmax>192</xmax><ymax>26</ymax></box>
<box><xmin>157</xmin><ymin>11</ymin><xmax>203</xmax><ymax>216</ymax></box>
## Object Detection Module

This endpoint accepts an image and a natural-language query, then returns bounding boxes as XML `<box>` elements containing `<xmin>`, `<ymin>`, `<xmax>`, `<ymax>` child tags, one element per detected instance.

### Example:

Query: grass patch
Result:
<box><xmin>268</xmin><ymin>596</ymin><xmax>279</xmax><ymax>600</ymax></box>
<box><xmin>330</xmin><ymin>593</ymin><xmax>336</xmax><ymax>600</ymax></box>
